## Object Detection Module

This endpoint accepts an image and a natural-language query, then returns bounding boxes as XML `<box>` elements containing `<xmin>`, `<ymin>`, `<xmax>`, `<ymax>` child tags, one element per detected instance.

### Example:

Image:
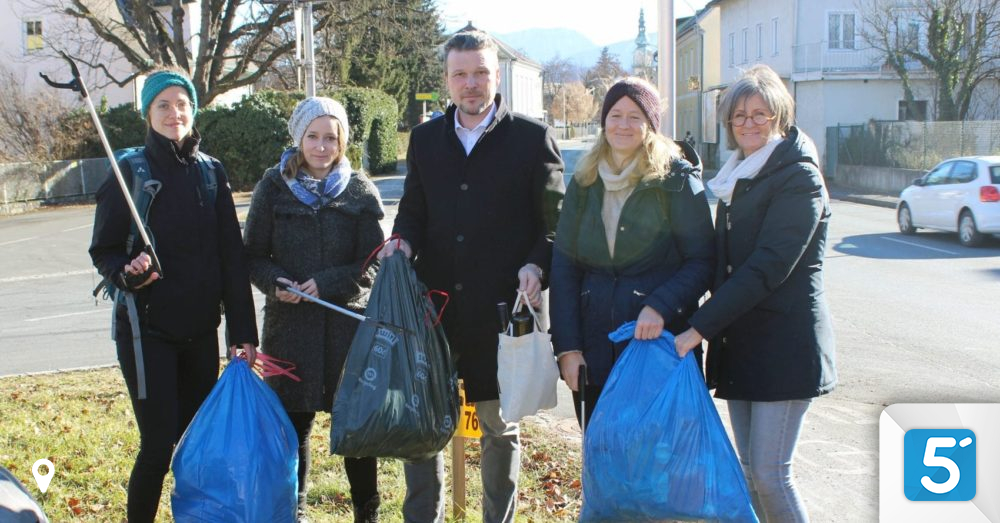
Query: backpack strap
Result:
<box><xmin>195</xmin><ymin>152</ymin><xmax>218</xmax><ymax>206</ymax></box>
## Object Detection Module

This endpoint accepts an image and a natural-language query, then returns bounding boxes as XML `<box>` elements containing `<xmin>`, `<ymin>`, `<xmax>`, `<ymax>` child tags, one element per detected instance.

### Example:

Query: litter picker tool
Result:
<box><xmin>274</xmin><ymin>280</ymin><xmax>410</xmax><ymax>335</ymax></box>
<box><xmin>40</xmin><ymin>52</ymin><xmax>162</xmax><ymax>286</ymax></box>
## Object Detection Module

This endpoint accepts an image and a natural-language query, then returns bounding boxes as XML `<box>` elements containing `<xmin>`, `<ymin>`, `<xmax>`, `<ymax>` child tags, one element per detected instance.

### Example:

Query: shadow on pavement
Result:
<box><xmin>832</xmin><ymin>232</ymin><xmax>1000</xmax><ymax>260</ymax></box>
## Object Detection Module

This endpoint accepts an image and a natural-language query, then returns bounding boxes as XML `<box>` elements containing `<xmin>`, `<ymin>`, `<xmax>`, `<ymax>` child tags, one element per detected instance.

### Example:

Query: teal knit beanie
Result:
<box><xmin>141</xmin><ymin>71</ymin><xmax>198</xmax><ymax>119</ymax></box>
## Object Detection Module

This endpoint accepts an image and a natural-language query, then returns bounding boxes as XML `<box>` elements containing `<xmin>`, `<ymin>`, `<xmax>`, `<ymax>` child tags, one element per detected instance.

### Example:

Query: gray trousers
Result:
<box><xmin>403</xmin><ymin>399</ymin><xmax>520</xmax><ymax>523</ymax></box>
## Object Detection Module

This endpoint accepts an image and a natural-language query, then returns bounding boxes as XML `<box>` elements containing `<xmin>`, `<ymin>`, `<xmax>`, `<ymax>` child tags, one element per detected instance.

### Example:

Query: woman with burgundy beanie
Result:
<box><xmin>549</xmin><ymin>77</ymin><xmax>715</xmax><ymax>428</ymax></box>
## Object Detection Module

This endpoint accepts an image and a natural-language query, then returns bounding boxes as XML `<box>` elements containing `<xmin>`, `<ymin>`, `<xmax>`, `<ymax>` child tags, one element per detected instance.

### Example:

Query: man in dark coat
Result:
<box><xmin>380</xmin><ymin>29</ymin><xmax>564</xmax><ymax>523</ymax></box>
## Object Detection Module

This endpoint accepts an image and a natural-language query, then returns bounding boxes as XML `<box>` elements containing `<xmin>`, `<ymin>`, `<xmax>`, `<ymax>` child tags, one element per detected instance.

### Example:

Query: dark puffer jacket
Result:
<box><xmin>243</xmin><ymin>166</ymin><xmax>385</xmax><ymax>412</ymax></box>
<box><xmin>688</xmin><ymin>127</ymin><xmax>837</xmax><ymax>401</ymax></box>
<box><xmin>89</xmin><ymin>128</ymin><xmax>258</xmax><ymax>346</ymax></box>
<box><xmin>550</xmin><ymin>142</ymin><xmax>715</xmax><ymax>387</ymax></box>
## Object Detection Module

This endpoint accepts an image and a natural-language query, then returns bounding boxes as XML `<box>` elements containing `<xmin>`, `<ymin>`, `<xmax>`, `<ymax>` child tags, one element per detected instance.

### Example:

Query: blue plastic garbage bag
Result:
<box><xmin>171</xmin><ymin>358</ymin><xmax>298</xmax><ymax>523</ymax></box>
<box><xmin>580</xmin><ymin>322</ymin><xmax>758</xmax><ymax>523</ymax></box>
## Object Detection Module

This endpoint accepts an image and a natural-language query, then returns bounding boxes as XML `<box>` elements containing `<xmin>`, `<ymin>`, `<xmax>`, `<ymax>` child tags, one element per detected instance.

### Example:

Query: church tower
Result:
<box><xmin>632</xmin><ymin>9</ymin><xmax>656</xmax><ymax>81</ymax></box>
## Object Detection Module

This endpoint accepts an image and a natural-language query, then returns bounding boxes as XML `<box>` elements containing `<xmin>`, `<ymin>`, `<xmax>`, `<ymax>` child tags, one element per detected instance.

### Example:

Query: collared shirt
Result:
<box><xmin>454</xmin><ymin>102</ymin><xmax>497</xmax><ymax>155</ymax></box>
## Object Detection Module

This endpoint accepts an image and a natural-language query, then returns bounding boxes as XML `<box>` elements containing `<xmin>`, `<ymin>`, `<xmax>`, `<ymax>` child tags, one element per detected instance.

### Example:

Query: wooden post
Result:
<box><xmin>451</xmin><ymin>435</ymin><xmax>466</xmax><ymax>519</ymax></box>
<box><xmin>452</xmin><ymin>380</ymin><xmax>482</xmax><ymax>520</ymax></box>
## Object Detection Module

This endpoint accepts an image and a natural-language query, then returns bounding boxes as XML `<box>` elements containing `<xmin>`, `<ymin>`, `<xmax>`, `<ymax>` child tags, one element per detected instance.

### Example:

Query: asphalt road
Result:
<box><xmin>2</xmin><ymin>169</ymin><xmax>999</xmax><ymax>521</ymax></box>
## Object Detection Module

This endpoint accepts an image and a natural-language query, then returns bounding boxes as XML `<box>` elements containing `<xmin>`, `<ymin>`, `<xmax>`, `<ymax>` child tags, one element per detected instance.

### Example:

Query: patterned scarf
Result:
<box><xmin>279</xmin><ymin>147</ymin><xmax>352</xmax><ymax>209</ymax></box>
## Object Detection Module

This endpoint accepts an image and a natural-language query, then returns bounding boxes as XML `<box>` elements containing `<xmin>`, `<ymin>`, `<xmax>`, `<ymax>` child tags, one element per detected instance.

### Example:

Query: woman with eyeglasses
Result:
<box><xmin>674</xmin><ymin>64</ymin><xmax>837</xmax><ymax>523</ymax></box>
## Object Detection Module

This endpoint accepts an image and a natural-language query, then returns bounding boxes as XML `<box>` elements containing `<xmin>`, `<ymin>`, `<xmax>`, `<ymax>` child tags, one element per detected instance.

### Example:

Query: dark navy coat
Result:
<box><xmin>392</xmin><ymin>95</ymin><xmax>565</xmax><ymax>402</ymax></box>
<box><xmin>688</xmin><ymin>127</ymin><xmax>837</xmax><ymax>401</ymax></box>
<box><xmin>550</xmin><ymin>142</ymin><xmax>716</xmax><ymax>387</ymax></box>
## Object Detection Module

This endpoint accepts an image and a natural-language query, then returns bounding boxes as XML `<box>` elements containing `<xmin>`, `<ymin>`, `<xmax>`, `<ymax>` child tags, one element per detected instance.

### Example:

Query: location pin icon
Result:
<box><xmin>32</xmin><ymin>459</ymin><xmax>54</xmax><ymax>493</ymax></box>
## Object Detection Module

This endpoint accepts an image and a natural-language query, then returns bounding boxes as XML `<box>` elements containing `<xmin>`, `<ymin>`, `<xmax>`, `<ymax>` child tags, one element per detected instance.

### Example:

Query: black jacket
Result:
<box><xmin>688</xmin><ymin>127</ymin><xmax>836</xmax><ymax>401</ymax></box>
<box><xmin>244</xmin><ymin>167</ymin><xmax>385</xmax><ymax>412</ymax></box>
<box><xmin>550</xmin><ymin>141</ymin><xmax>715</xmax><ymax>387</ymax></box>
<box><xmin>392</xmin><ymin>95</ymin><xmax>565</xmax><ymax>402</ymax></box>
<box><xmin>89</xmin><ymin>129</ymin><xmax>258</xmax><ymax>345</ymax></box>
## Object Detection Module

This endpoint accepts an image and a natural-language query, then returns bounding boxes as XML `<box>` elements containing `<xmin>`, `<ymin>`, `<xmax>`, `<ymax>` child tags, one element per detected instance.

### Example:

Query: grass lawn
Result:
<box><xmin>2</xmin><ymin>365</ymin><xmax>582</xmax><ymax>522</ymax></box>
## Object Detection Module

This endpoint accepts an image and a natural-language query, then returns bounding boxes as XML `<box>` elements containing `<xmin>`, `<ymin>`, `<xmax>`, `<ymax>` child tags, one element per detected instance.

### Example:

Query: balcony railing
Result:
<box><xmin>792</xmin><ymin>41</ymin><xmax>924</xmax><ymax>75</ymax></box>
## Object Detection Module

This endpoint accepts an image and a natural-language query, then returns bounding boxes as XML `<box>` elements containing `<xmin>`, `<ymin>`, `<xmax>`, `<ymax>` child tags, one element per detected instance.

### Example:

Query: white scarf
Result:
<box><xmin>598</xmin><ymin>156</ymin><xmax>639</xmax><ymax>191</ymax></box>
<box><xmin>708</xmin><ymin>135</ymin><xmax>783</xmax><ymax>205</ymax></box>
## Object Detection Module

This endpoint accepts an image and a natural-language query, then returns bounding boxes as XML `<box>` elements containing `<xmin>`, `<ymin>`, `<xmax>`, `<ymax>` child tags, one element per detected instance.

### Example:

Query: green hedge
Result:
<box><xmin>73</xmin><ymin>87</ymin><xmax>398</xmax><ymax>192</ymax></box>
<box><xmin>321</xmin><ymin>86</ymin><xmax>399</xmax><ymax>175</ymax></box>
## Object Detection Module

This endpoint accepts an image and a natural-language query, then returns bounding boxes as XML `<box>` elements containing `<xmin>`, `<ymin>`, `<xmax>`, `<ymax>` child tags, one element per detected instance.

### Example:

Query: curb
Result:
<box><xmin>830</xmin><ymin>194</ymin><xmax>899</xmax><ymax>209</ymax></box>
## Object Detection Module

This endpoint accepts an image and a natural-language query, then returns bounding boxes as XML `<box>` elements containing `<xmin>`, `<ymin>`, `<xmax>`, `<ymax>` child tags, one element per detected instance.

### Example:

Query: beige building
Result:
<box><xmin>676</xmin><ymin>4</ymin><xmax>722</xmax><ymax>167</ymax></box>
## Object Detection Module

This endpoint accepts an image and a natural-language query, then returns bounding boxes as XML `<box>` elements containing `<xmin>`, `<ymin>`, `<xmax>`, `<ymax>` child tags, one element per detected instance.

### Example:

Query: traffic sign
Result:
<box><xmin>415</xmin><ymin>92</ymin><xmax>439</xmax><ymax>101</ymax></box>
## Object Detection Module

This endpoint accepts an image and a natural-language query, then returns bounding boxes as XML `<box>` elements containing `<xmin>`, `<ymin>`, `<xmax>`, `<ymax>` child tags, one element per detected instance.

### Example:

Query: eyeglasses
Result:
<box><xmin>729</xmin><ymin>113</ymin><xmax>776</xmax><ymax>127</ymax></box>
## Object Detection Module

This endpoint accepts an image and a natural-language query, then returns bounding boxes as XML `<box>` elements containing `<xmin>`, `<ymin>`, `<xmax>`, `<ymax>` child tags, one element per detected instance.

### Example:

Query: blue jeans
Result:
<box><xmin>727</xmin><ymin>399</ymin><xmax>813</xmax><ymax>523</ymax></box>
<box><xmin>403</xmin><ymin>399</ymin><xmax>519</xmax><ymax>523</ymax></box>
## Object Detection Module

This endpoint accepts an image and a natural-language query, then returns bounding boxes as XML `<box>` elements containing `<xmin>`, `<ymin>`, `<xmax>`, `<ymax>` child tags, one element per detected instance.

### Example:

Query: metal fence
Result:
<box><xmin>557</xmin><ymin>122</ymin><xmax>599</xmax><ymax>140</ymax></box>
<box><xmin>831</xmin><ymin>120</ymin><xmax>1000</xmax><ymax>171</ymax></box>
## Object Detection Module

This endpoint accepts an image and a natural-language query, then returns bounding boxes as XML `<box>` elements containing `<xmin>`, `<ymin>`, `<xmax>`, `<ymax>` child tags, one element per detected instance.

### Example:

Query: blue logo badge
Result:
<box><xmin>903</xmin><ymin>429</ymin><xmax>976</xmax><ymax>501</ymax></box>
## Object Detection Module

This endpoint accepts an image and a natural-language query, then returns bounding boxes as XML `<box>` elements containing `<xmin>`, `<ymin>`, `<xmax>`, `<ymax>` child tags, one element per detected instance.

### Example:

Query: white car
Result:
<box><xmin>897</xmin><ymin>156</ymin><xmax>1000</xmax><ymax>247</ymax></box>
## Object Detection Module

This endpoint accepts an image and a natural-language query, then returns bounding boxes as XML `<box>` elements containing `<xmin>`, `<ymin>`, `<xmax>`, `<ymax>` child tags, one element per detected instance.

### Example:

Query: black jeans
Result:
<box><xmin>116</xmin><ymin>322</ymin><xmax>219</xmax><ymax>523</ymax></box>
<box><xmin>286</xmin><ymin>411</ymin><xmax>379</xmax><ymax>510</ymax></box>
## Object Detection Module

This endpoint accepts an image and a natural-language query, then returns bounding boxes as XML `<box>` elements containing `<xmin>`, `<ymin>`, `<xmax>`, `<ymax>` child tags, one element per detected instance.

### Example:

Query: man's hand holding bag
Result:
<box><xmin>497</xmin><ymin>290</ymin><xmax>559</xmax><ymax>423</ymax></box>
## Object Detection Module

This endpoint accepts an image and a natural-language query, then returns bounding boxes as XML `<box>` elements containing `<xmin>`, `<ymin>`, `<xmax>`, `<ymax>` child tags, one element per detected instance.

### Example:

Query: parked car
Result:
<box><xmin>897</xmin><ymin>156</ymin><xmax>1000</xmax><ymax>247</ymax></box>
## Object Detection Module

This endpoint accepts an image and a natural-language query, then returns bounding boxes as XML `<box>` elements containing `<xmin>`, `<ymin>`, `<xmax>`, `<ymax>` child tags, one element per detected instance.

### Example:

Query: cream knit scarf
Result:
<box><xmin>708</xmin><ymin>134</ymin><xmax>782</xmax><ymax>205</ymax></box>
<box><xmin>598</xmin><ymin>157</ymin><xmax>639</xmax><ymax>257</ymax></box>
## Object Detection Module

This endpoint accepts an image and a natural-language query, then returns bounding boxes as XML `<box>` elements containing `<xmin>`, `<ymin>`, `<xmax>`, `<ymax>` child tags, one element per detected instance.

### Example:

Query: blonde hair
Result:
<box><xmin>282</xmin><ymin>117</ymin><xmax>349</xmax><ymax>180</ymax></box>
<box><xmin>574</xmin><ymin>128</ymin><xmax>682</xmax><ymax>187</ymax></box>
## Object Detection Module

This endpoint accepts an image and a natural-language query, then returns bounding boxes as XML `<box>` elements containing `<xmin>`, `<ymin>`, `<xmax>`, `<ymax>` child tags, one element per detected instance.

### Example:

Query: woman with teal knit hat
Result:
<box><xmin>89</xmin><ymin>67</ymin><xmax>259</xmax><ymax>522</ymax></box>
<box><xmin>243</xmin><ymin>96</ymin><xmax>384</xmax><ymax>522</ymax></box>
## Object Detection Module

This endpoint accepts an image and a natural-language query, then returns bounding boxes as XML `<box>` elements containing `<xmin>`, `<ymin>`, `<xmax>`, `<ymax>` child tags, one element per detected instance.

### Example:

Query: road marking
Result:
<box><xmin>0</xmin><ymin>236</ymin><xmax>38</xmax><ymax>247</ymax></box>
<box><xmin>880</xmin><ymin>236</ymin><xmax>959</xmax><ymax>255</ymax></box>
<box><xmin>25</xmin><ymin>309</ymin><xmax>107</xmax><ymax>322</ymax></box>
<box><xmin>62</xmin><ymin>223</ymin><xmax>94</xmax><ymax>232</ymax></box>
<box><xmin>0</xmin><ymin>269</ymin><xmax>94</xmax><ymax>284</ymax></box>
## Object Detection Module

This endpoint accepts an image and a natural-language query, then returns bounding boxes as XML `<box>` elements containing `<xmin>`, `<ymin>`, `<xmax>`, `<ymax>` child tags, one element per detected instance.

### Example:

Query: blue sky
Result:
<box><xmin>435</xmin><ymin>0</ymin><xmax>711</xmax><ymax>46</ymax></box>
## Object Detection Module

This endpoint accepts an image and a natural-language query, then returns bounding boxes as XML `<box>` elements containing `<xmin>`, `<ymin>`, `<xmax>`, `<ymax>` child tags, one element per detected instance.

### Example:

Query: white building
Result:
<box><xmin>707</xmin><ymin>0</ymin><xmax>996</xmax><ymax>170</ymax></box>
<box><xmin>677</xmin><ymin>4</ymin><xmax>722</xmax><ymax>166</ymax></box>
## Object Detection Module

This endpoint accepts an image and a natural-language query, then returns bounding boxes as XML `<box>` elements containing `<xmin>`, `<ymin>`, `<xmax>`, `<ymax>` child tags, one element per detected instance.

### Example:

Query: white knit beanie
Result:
<box><xmin>288</xmin><ymin>96</ymin><xmax>350</xmax><ymax>147</ymax></box>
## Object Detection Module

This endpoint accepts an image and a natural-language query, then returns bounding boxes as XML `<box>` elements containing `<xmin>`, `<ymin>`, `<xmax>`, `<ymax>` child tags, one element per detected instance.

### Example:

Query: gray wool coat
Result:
<box><xmin>244</xmin><ymin>166</ymin><xmax>385</xmax><ymax>412</ymax></box>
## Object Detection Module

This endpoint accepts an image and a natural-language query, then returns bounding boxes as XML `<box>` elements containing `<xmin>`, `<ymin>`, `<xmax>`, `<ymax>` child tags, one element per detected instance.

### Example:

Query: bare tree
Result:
<box><xmin>0</xmin><ymin>64</ymin><xmax>75</xmax><ymax>162</ymax></box>
<box><xmin>584</xmin><ymin>47</ymin><xmax>627</xmax><ymax>103</ymax></box>
<box><xmin>27</xmin><ymin>0</ymin><xmax>326</xmax><ymax>107</ymax></box>
<box><xmin>860</xmin><ymin>0</ymin><xmax>1000</xmax><ymax>120</ymax></box>
<box><xmin>549</xmin><ymin>82</ymin><xmax>598</xmax><ymax>125</ymax></box>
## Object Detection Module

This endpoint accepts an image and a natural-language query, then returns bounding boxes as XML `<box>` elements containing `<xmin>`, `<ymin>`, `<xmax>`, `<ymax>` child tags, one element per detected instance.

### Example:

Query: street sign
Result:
<box><xmin>415</xmin><ymin>92</ymin><xmax>439</xmax><ymax>101</ymax></box>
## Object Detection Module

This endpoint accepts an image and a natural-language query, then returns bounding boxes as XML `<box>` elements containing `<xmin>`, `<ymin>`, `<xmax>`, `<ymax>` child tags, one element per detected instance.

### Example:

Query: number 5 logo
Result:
<box><xmin>904</xmin><ymin>429</ymin><xmax>976</xmax><ymax>501</ymax></box>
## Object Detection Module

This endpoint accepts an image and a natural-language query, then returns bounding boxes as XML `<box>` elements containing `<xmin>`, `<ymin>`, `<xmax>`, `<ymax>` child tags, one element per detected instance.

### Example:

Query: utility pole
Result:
<box><xmin>263</xmin><ymin>0</ymin><xmax>333</xmax><ymax>97</ymax></box>
<box><xmin>658</xmin><ymin>0</ymin><xmax>676</xmax><ymax>137</ymax></box>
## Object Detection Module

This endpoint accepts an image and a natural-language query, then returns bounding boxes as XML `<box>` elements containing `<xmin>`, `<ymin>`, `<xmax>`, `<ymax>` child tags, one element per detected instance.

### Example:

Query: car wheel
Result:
<box><xmin>958</xmin><ymin>210</ymin><xmax>984</xmax><ymax>247</ymax></box>
<box><xmin>898</xmin><ymin>203</ymin><xmax>917</xmax><ymax>235</ymax></box>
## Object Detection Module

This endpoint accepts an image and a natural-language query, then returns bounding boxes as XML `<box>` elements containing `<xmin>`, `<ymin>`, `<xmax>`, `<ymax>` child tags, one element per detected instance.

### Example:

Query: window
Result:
<box><xmin>924</xmin><ymin>163</ymin><xmax>953</xmax><ymax>185</ymax></box>
<box><xmin>828</xmin><ymin>12</ymin><xmax>856</xmax><ymax>49</ymax></box>
<box><xmin>772</xmin><ymin>18</ymin><xmax>779</xmax><ymax>55</ymax></box>
<box><xmin>25</xmin><ymin>20</ymin><xmax>42</xmax><ymax>52</ymax></box>
<box><xmin>742</xmin><ymin>27</ymin><xmax>749</xmax><ymax>63</ymax></box>
<box><xmin>990</xmin><ymin>166</ymin><xmax>1000</xmax><ymax>184</ymax></box>
<box><xmin>903</xmin><ymin>20</ymin><xmax>920</xmax><ymax>52</ymax></box>
<box><xmin>898</xmin><ymin>100</ymin><xmax>928</xmax><ymax>121</ymax></box>
<box><xmin>756</xmin><ymin>23</ymin><xmax>764</xmax><ymax>59</ymax></box>
<box><xmin>949</xmin><ymin>162</ymin><xmax>977</xmax><ymax>184</ymax></box>
<box><xmin>729</xmin><ymin>33</ymin><xmax>735</xmax><ymax>66</ymax></box>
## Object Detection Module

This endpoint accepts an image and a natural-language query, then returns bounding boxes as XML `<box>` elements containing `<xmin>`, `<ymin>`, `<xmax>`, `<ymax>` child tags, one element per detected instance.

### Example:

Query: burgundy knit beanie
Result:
<box><xmin>600</xmin><ymin>77</ymin><xmax>661</xmax><ymax>132</ymax></box>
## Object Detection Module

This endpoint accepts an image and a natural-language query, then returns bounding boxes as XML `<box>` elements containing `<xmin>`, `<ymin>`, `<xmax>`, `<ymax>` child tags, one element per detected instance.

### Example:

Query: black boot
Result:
<box><xmin>353</xmin><ymin>495</ymin><xmax>380</xmax><ymax>523</ymax></box>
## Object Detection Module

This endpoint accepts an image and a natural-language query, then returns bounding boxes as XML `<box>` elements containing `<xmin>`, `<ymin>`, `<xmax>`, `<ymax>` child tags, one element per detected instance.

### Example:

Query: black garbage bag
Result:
<box><xmin>330</xmin><ymin>251</ymin><xmax>459</xmax><ymax>461</ymax></box>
